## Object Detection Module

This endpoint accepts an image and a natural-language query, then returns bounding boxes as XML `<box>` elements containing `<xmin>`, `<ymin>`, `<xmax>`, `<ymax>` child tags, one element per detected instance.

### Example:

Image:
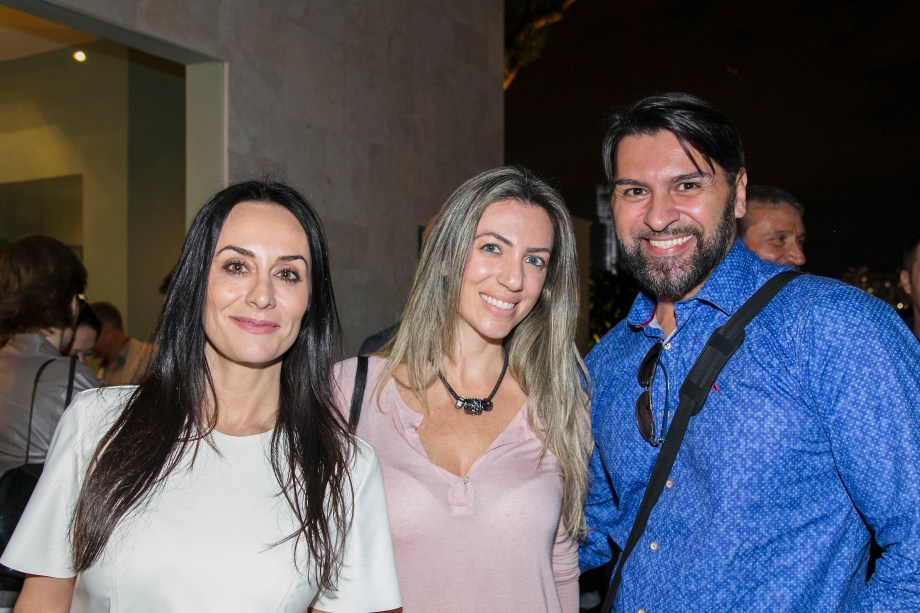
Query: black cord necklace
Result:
<box><xmin>437</xmin><ymin>347</ymin><xmax>509</xmax><ymax>416</ymax></box>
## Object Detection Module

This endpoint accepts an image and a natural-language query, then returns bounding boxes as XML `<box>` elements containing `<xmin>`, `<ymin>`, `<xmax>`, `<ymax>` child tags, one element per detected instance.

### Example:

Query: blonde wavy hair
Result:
<box><xmin>377</xmin><ymin>166</ymin><xmax>592</xmax><ymax>537</ymax></box>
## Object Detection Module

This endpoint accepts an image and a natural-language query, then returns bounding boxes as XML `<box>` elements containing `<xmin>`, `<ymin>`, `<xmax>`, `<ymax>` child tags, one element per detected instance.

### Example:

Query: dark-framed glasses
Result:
<box><xmin>635</xmin><ymin>340</ymin><xmax>671</xmax><ymax>446</ymax></box>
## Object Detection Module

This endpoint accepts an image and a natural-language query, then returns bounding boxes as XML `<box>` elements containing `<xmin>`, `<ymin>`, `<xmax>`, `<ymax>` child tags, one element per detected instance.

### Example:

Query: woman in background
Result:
<box><xmin>67</xmin><ymin>303</ymin><xmax>101</xmax><ymax>365</ymax></box>
<box><xmin>336</xmin><ymin>166</ymin><xmax>590</xmax><ymax>612</ymax></box>
<box><xmin>4</xmin><ymin>180</ymin><xmax>400</xmax><ymax>612</ymax></box>
<box><xmin>0</xmin><ymin>235</ymin><xmax>100</xmax><ymax>478</ymax></box>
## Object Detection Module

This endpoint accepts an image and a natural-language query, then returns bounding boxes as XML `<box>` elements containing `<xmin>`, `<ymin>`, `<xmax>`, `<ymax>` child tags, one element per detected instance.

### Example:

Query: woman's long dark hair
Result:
<box><xmin>71</xmin><ymin>180</ymin><xmax>352</xmax><ymax>591</ymax></box>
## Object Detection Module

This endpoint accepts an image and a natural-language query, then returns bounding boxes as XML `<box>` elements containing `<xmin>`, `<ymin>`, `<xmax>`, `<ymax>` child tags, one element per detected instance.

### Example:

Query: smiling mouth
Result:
<box><xmin>481</xmin><ymin>293</ymin><xmax>516</xmax><ymax>310</ymax></box>
<box><xmin>231</xmin><ymin>316</ymin><xmax>280</xmax><ymax>331</ymax></box>
<box><xmin>647</xmin><ymin>235</ymin><xmax>693</xmax><ymax>249</ymax></box>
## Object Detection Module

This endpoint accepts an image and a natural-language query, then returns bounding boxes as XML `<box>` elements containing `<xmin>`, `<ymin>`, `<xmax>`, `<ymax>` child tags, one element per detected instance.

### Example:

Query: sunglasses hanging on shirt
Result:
<box><xmin>635</xmin><ymin>340</ymin><xmax>672</xmax><ymax>446</ymax></box>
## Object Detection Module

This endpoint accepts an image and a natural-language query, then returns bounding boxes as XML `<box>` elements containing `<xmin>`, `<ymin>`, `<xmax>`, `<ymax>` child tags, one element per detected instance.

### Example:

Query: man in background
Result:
<box><xmin>900</xmin><ymin>234</ymin><xmax>920</xmax><ymax>340</ymax></box>
<box><xmin>737</xmin><ymin>184</ymin><xmax>806</xmax><ymax>267</ymax></box>
<box><xmin>91</xmin><ymin>301</ymin><xmax>153</xmax><ymax>385</ymax></box>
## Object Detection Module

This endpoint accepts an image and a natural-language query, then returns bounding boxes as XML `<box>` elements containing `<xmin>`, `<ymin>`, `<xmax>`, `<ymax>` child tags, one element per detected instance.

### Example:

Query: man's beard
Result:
<box><xmin>616</xmin><ymin>193</ymin><xmax>737</xmax><ymax>302</ymax></box>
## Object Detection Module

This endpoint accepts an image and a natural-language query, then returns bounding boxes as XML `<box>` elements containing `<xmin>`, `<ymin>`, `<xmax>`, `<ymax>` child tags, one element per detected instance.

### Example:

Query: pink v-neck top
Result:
<box><xmin>334</xmin><ymin>356</ymin><xmax>579</xmax><ymax>613</ymax></box>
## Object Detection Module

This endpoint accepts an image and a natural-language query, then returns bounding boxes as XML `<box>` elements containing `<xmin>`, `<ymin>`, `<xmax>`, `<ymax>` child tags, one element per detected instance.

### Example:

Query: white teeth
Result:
<box><xmin>649</xmin><ymin>235</ymin><xmax>692</xmax><ymax>249</ymax></box>
<box><xmin>481</xmin><ymin>294</ymin><xmax>515</xmax><ymax>310</ymax></box>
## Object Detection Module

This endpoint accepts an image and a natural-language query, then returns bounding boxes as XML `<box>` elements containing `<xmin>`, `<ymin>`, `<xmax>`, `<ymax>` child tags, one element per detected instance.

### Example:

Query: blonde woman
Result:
<box><xmin>336</xmin><ymin>166</ymin><xmax>590</xmax><ymax>612</ymax></box>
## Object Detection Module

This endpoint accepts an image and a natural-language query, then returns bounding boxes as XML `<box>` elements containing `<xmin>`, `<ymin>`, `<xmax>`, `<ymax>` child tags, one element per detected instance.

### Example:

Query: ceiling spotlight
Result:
<box><xmin>73</xmin><ymin>51</ymin><xmax>87</xmax><ymax>62</ymax></box>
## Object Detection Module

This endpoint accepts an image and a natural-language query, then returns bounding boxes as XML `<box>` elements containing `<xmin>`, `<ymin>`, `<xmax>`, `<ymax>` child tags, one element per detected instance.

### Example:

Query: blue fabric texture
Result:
<box><xmin>582</xmin><ymin>240</ymin><xmax>920</xmax><ymax>611</ymax></box>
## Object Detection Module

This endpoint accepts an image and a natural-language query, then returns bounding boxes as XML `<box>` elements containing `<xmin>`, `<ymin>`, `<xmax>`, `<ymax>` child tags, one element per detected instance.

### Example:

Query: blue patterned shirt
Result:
<box><xmin>582</xmin><ymin>240</ymin><xmax>920</xmax><ymax>611</ymax></box>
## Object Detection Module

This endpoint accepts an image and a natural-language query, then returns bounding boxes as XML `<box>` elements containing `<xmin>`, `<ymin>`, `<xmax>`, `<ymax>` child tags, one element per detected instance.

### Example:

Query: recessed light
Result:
<box><xmin>73</xmin><ymin>50</ymin><xmax>87</xmax><ymax>62</ymax></box>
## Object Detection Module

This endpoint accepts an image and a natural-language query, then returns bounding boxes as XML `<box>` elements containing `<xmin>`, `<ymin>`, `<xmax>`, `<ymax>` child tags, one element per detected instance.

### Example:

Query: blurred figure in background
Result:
<box><xmin>899</xmin><ymin>234</ymin><xmax>920</xmax><ymax>340</ymax></box>
<box><xmin>68</xmin><ymin>303</ymin><xmax>101</xmax><ymax>365</ymax></box>
<box><xmin>91</xmin><ymin>301</ymin><xmax>154</xmax><ymax>385</ymax></box>
<box><xmin>737</xmin><ymin>185</ymin><xmax>806</xmax><ymax>267</ymax></box>
<box><xmin>0</xmin><ymin>235</ymin><xmax>101</xmax><ymax>476</ymax></box>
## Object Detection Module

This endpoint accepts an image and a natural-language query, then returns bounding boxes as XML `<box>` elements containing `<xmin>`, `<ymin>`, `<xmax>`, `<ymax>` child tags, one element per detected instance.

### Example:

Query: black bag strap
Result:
<box><xmin>64</xmin><ymin>354</ymin><xmax>77</xmax><ymax>407</ymax></box>
<box><xmin>25</xmin><ymin>359</ymin><xmax>55</xmax><ymax>464</ymax></box>
<box><xmin>601</xmin><ymin>270</ymin><xmax>801</xmax><ymax>611</ymax></box>
<box><xmin>24</xmin><ymin>355</ymin><xmax>79</xmax><ymax>465</ymax></box>
<box><xmin>349</xmin><ymin>355</ymin><xmax>369</xmax><ymax>429</ymax></box>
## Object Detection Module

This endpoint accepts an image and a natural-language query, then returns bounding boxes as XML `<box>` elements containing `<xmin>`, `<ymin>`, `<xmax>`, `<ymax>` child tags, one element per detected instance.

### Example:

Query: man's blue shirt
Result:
<box><xmin>582</xmin><ymin>240</ymin><xmax>920</xmax><ymax>611</ymax></box>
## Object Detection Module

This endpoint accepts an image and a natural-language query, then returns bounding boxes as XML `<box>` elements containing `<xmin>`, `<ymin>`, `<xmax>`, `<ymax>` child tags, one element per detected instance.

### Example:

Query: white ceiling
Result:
<box><xmin>0</xmin><ymin>4</ymin><xmax>98</xmax><ymax>62</ymax></box>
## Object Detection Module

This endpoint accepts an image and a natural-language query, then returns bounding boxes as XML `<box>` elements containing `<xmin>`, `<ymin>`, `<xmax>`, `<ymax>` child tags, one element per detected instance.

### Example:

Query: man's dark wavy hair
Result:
<box><xmin>602</xmin><ymin>92</ymin><xmax>746</xmax><ymax>185</ymax></box>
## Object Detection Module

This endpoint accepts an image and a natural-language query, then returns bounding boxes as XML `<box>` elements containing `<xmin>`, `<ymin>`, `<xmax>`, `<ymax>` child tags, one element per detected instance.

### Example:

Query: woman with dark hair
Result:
<box><xmin>335</xmin><ymin>166</ymin><xmax>591</xmax><ymax>612</ymax></box>
<box><xmin>3</xmin><ymin>181</ymin><xmax>400</xmax><ymax>611</ymax></box>
<box><xmin>0</xmin><ymin>235</ymin><xmax>101</xmax><ymax>477</ymax></box>
<box><xmin>67</xmin><ymin>303</ymin><xmax>102</xmax><ymax>364</ymax></box>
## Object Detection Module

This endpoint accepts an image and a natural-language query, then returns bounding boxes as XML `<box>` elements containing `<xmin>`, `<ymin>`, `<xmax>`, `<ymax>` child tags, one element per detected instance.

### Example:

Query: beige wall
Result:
<box><xmin>126</xmin><ymin>49</ymin><xmax>186</xmax><ymax>340</ymax></box>
<box><xmin>0</xmin><ymin>39</ymin><xmax>130</xmax><ymax>326</ymax></box>
<box><xmin>0</xmin><ymin>39</ymin><xmax>186</xmax><ymax>340</ymax></box>
<box><xmin>9</xmin><ymin>0</ymin><xmax>504</xmax><ymax>353</ymax></box>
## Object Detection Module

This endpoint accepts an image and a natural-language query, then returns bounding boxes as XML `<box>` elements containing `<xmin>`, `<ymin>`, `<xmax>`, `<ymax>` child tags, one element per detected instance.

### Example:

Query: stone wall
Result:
<box><xmin>20</xmin><ymin>0</ymin><xmax>504</xmax><ymax>352</ymax></box>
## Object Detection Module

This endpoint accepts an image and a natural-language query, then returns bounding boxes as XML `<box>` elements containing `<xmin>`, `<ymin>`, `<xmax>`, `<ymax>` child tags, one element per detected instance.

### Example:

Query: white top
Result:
<box><xmin>1</xmin><ymin>386</ymin><xmax>401</xmax><ymax>613</ymax></box>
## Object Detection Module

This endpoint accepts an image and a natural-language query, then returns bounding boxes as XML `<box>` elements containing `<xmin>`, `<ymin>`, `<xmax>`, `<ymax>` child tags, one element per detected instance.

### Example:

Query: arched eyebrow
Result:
<box><xmin>216</xmin><ymin>245</ymin><xmax>308</xmax><ymax>265</ymax></box>
<box><xmin>474</xmin><ymin>232</ymin><xmax>552</xmax><ymax>254</ymax></box>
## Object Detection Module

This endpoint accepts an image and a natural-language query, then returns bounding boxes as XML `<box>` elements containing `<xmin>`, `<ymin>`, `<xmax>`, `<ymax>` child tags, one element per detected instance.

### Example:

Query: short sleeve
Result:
<box><xmin>552</xmin><ymin>512</ymin><xmax>580</xmax><ymax>613</ymax></box>
<box><xmin>311</xmin><ymin>441</ymin><xmax>401</xmax><ymax>612</ymax></box>
<box><xmin>0</xmin><ymin>391</ymin><xmax>97</xmax><ymax>577</ymax></box>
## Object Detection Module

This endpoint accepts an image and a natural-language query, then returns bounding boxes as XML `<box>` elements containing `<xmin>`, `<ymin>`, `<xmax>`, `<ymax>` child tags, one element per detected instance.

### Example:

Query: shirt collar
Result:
<box><xmin>626</xmin><ymin>239</ymin><xmax>770</xmax><ymax>328</ymax></box>
<box><xmin>7</xmin><ymin>333</ymin><xmax>62</xmax><ymax>357</ymax></box>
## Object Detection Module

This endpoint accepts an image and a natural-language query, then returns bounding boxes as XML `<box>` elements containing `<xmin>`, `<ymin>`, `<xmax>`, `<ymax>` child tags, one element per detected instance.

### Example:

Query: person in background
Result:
<box><xmin>2</xmin><ymin>180</ymin><xmax>400</xmax><ymax>611</ymax></box>
<box><xmin>899</xmin><ymin>233</ymin><xmax>920</xmax><ymax>340</ymax></box>
<box><xmin>0</xmin><ymin>235</ymin><xmax>101</xmax><ymax>477</ymax></box>
<box><xmin>68</xmin><ymin>303</ymin><xmax>102</xmax><ymax>364</ymax></box>
<box><xmin>737</xmin><ymin>184</ymin><xmax>806</xmax><ymax>267</ymax></box>
<box><xmin>90</xmin><ymin>301</ymin><xmax>154</xmax><ymax>385</ymax></box>
<box><xmin>582</xmin><ymin>92</ymin><xmax>920</xmax><ymax>611</ymax></box>
<box><xmin>336</xmin><ymin>166</ymin><xmax>590</xmax><ymax>612</ymax></box>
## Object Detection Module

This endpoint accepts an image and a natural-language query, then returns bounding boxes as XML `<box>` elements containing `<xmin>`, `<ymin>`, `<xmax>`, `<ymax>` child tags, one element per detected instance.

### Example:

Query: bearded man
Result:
<box><xmin>581</xmin><ymin>92</ymin><xmax>920</xmax><ymax>611</ymax></box>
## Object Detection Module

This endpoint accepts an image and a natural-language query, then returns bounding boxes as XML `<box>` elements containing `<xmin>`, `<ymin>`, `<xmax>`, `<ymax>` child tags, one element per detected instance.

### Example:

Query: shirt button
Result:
<box><xmin>462</xmin><ymin>476</ymin><xmax>470</xmax><ymax>484</ymax></box>
<box><xmin>649</xmin><ymin>541</ymin><xmax>659</xmax><ymax>552</ymax></box>
<box><xmin>638</xmin><ymin>609</ymin><xmax>647</xmax><ymax>613</ymax></box>
<box><xmin>665</xmin><ymin>479</ymin><xmax>674</xmax><ymax>489</ymax></box>
<box><xmin>663</xmin><ymin>342</ymin><xmax>672</xmax><ymax>350</ymax></box>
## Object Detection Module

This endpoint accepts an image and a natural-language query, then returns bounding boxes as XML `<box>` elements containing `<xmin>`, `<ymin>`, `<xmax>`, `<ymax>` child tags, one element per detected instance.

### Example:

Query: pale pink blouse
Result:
<box><xmin>334</xmin><ymin>356</ymin><xmax>579</xmax><ymax>613</ymax></box>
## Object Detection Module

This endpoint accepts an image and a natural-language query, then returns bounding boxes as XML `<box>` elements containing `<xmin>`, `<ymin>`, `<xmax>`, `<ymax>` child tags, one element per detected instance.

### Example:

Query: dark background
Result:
<box><xmin>505</xmin><ymin>0</ymin><xmax>920</xmax><ymax>280</ymax></box>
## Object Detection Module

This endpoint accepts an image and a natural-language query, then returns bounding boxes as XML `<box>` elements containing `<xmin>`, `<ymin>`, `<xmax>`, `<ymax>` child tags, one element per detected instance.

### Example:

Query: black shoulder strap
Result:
<box><xmin>25</xmin><ymin>358</ymin><xmax>56</xmax><ymax>464</ymax></box>
<box><xmin>602</xmin><ymin>270</ymin><xmax>801</xmax><ymax>611</ymax></box>
<box><xmin>349</xmin><ymin>355</ymin><xmax>369</xmax><ymax>429</ymax></box>
<box><xmin>64</xmin><ymin>355</ymin><xmax>78</xmax><ymax>407</ymax></box>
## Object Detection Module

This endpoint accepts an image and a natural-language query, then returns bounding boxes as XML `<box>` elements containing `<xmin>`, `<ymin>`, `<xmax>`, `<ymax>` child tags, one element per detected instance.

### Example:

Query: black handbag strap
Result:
<box><xmin>349</xmin><ymin>355</ymin><xmax>369</xmax><ymax>429</ymax></box>
<box><xmin>601</xmin><ymin>270</ymin><xmax>801</xmax><ymax>611</ymax></box>
<box><xmin>24</xmin><ymin>355</ymin><xmax>78</xmax><ymax>465</ymax></box>
<box><xmin>25</xmin><ymin>359</ymin><xmax>55</xmax><ymax>464</ymax></box>
<box><xmin>64</xmin><ymin>354</ymin><xmax>77</xmax><ymax>406</ymax></box>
